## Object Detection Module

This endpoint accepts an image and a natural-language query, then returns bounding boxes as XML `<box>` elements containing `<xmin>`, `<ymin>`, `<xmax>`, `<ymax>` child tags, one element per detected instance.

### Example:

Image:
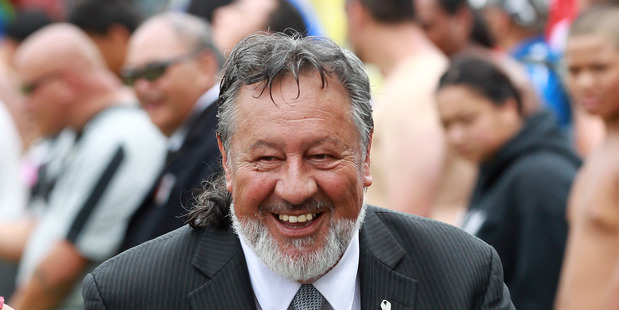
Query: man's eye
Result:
<box><xmin>459</xmin><ymin>115</ymin><xmax>475</xmax><ymax>125</ymax></box>
<box><xmin>591</xmin><ymin>64</ymin><xmax>608</xmax><ymax>72</ymax></box>
<box><xmin>311</xmin><ymin>154</ymin><xmax>332</xmax><ymax>160</ymax></box>
<box><xmin>258</xmin><ymin>156</ymin><xmax>278</xmax><ymax>162</ymax></box>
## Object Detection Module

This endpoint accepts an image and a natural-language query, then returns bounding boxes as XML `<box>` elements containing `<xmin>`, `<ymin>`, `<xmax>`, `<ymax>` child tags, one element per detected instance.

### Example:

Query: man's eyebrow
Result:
<box><xmin>247</xmin><ymin>137</ymin><xmax>349</xmax><ymax>151</ymax></box>
<box><xmin>248</xmin><ymin>140</ymin><xmax>282</xmax><ymax>151</ymax></box>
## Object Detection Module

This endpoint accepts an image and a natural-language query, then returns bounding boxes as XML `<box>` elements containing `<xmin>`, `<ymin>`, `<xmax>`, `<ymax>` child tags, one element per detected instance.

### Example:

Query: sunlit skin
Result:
<box><xmin>17</xmin><ymin>68</ymin><xmax>69</xmax><ymax>136</ymax></box>
<box><xmin>555</xmin><ymin>32</ymin><xmax>619</xmax><ymax>310</ymax></box>
<box><xmin>437</xmin><ymin>85</ymin><xmax>522</xmax><ymax>164</ymax></box>
<box><xmin>219</xmin><ymin>72</ymin><xmax>372</xmax><ymax>265</ymax></box>
<box><xmin>124</xmin><ymin>19</ymin><xmax>215</xmax><ymax>137</ymax></box>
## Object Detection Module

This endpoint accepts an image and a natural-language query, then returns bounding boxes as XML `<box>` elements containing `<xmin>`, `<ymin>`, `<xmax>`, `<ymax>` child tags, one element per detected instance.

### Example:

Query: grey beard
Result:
<box><xmin>231</xmin><ymin>203</ymin><xmax>366</xmax><ymax>282</ymax></box>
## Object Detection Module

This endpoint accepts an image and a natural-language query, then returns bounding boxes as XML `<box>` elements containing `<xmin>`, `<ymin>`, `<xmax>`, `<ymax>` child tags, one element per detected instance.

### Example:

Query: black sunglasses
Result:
<box><xmin>121</xmin><ymin>50</ymin><xmax>203</xmax><ymax>86</ymax></box>
<box><xmin>21</xmin><ymin>73</ymin><xmax>61</xmax><ymax>95</ymax></box>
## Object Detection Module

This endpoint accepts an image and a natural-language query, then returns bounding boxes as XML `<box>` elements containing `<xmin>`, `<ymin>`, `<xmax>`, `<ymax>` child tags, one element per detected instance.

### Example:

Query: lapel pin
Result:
<box><xmin>380</xmin><ymin>300</ymin><xmax>391</xmax><ymax>310</ymax></box>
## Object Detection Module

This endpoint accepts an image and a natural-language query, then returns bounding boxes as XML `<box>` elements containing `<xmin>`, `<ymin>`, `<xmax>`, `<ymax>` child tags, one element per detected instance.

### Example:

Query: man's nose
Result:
<box><xmin>274</xmin><ymin>159</ymin><xmax>317</xmax><ymax>205</ymax></box>
<box><xmin>446</xmin><ymin>125</ymin><xmax>465</xmax><ymax>146</ymax></box>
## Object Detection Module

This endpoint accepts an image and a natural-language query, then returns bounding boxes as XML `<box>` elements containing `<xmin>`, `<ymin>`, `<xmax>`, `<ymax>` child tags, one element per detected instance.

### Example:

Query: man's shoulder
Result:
<box><xmin>361</xmin><ymin>206</ymin><xmax>512</xmax><ymax>307</ymax></box>
<box><xmin>94</xmin><ymin>226</ymin><xmax>200</xmax><ymax>275</ymax></box>
<box><xmin>84</xmin><ymin>226</ymin><xmax>219</xmax><ymax>308</ymax></box>
<box><xmin>364</xmin><ymin>206</ymin><xmax>490</xmax><ymax>255</ymax></box>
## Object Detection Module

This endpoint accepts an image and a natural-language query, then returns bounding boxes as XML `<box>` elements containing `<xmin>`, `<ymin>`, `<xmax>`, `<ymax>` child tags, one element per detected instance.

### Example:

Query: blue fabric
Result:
<box><xmin>287</xmin><ymin>0</ymin><xmax>324</xmax><ymax>36</ymax></box>
<box><xmin>511</xmin><ymin>36</ymin><xmax>572</xmax><ymax>130</ymax></box>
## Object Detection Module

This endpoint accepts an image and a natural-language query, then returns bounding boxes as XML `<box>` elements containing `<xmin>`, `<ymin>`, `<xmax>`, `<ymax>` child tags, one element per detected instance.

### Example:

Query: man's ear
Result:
<box><xmin>363</xmin><ymin>130</ymin><xmax>373</xmax><ymax>188</ymax></box>
<box><xmin>217</xmin><ymin>134</ymin><xmax>233</xmax><ymax>192</ymax></box>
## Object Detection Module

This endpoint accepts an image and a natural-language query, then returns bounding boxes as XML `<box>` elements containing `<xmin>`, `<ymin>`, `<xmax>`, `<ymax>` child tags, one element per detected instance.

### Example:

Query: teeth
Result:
<box><xmin>278</xmin><ymin>213</ymin><xmax>317</xmax><ymax>223</ymax></box>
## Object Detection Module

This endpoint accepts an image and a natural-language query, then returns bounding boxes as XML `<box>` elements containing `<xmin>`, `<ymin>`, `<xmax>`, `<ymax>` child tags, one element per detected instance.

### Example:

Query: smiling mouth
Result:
<box><xmin>276</xmin><ymin>212</ymin><xmax>323</xmax><ymax>227</ymax></box>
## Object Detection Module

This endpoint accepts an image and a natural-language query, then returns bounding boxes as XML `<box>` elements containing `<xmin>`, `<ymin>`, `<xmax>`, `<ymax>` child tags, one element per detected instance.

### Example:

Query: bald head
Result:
<box><xmin>15</xmin><ymin>23</ymin><xmax>106</xmax><ymax>75</ymax></box>
<box><xmin>125</xmin><ymin>12</ymin><xmax>221</xmax><ymax>137</ymax></box>
<box><xmin>132</xmin><ymin>12</ymin><xmax>221</xmax><ymax>66</ymax></box>
<box><xmin>569</xmin><ymin>4</ymin><xmax>619</xmax><ymax>48</ymax></box>
<box><xmin>16</xmin><ymin>23</ymin><xmax>120</xmax><ymax>136</ymax></box>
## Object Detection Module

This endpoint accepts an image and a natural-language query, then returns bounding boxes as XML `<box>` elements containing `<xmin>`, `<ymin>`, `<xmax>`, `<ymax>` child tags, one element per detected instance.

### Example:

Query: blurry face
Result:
<box><xmin>416</xmin><ymin>0</ymin><xmax>469</xmax><ymax>57</ymax></box>
<box><xmin>221</xmin><ymin>72</ymin><xmax>372</xmax><ymax>282</ymax></box>
<box><xmin>212</xmin><ymin>0</ymin><xmax>276</xmax><ymax>53</ymax></box>
<box><xmin>566</xmin><ymin>33</ymin><xmax>619</xmax><ymax>122</ymax></box>
<box><xmin>124</xmin><ymin>21</ymin><xmax>211</xmax><ymax>136</ymax></box>
<box><xmin>88</xmin><ymin>29</ymin><xmax>128</xmax><ymax>77</ymax></box>
<box><xmin>437</xmin><ymin>85</ymin><xmax>521</xmax><ymax>163</ymax></box>
<box><xmin>16</xmin><ymin>60</ymin><xmax>70</xmax><ymax>136</ymax></box>
<box><xmin>345</xmin><ymin>0</ymin><xmax>366</xmax><ymax>61</ymax></box>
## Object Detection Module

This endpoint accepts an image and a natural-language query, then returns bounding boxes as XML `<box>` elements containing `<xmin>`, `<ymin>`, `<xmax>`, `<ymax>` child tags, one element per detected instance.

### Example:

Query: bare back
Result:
<box><xmin>556</xmin><ymin>134</ymin><xmax>619</xmax><ymax>309</ymax></box>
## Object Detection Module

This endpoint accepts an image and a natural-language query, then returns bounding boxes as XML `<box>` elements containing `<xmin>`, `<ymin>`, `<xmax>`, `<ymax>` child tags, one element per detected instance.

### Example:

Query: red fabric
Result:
<box><xmin>545</xmin><ymin>0</ymin><xmax>578</xmax><ymax>51</ymax></box>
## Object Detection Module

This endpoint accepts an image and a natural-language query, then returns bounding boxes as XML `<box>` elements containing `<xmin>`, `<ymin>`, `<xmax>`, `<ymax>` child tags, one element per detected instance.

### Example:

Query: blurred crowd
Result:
<box><xmin>0</xmin><ymin>0</ymin><xmax>617</xmax><ymax>309</ymax></box>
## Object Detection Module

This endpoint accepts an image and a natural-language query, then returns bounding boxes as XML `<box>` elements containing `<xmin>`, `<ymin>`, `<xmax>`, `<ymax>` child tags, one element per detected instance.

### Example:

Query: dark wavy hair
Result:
<box><xmin>438</xmin><ymin>54</ymin><xmax>523</xmax><ymax>115</ymax></box>
<box><xmin>187</xmin><ymin>32</ymin><xmax>373</xmax><ymax>229</ymax></box>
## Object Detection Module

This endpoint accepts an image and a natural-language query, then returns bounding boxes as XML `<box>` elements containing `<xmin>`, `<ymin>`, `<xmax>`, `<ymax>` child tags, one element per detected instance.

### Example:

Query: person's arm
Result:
<box><xmin>0</xmin><ymin>219</ymin><xmax>35</xmax><ymax>262</ymax></box>
<box><xmin>605</xmin><ymin>176</ymin><xmax>619</xmax><ymax>309</ymax></box>
<box><xmin>10</xmin><ymin>239</ymin><xmax>89</xmax><ymax>310</ymax></box>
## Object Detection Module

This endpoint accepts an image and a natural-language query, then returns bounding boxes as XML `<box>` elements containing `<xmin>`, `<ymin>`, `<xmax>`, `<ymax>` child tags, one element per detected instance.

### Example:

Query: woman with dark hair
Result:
<box><xmin>436</xmin><ymin>55</ymin><xmax>581</xmax><ymax>310</ymax></box>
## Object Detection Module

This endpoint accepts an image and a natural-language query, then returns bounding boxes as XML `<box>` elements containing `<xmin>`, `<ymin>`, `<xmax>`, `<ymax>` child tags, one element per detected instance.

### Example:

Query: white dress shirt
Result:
<box><xmin>239</xmin><ymin>231</ymin><xmax>361</xmax><ymax>310</ymax></box>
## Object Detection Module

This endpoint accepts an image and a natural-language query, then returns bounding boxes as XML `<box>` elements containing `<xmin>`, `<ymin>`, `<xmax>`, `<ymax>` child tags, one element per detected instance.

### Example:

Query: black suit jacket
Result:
<box><xmin>84</xmin><ymin>206</ymin><xmax>514</xmax><ymax>309</ymax></box>
<box><xmin>120</xmin><ymin>101</ymin><xmax>221</xmax><ymax>251</ymax></box>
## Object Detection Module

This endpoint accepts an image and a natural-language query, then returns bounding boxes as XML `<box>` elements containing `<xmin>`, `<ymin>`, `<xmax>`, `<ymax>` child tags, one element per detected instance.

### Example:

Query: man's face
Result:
<box><xmin>17</xmin><ymin>60</ymin><xmax>69</xmax><ymax>136</ymax></box>
<box><xmin>416</xmin><ymin>0</ymin><xmax>469</xmax><ymax>57</ymax></box>
<box><xmin>345</xmin><ymin>0</ymin><xmax>366</xmax><ymax>61</ymax></box>
<box><xmin>212</xmin><ymin>0</ymin><xmax>276</xmax><ymax>53</ymax></box>
<box><xmin>437</xmin><ymin>84</ymin><xmax>520</xmax><ymax>163</ymax></box>
<box><xmin>566</xmin><ymin>33</ymin><xmax>619</xmax><ymax>121</ymax></box>
<box><xmin>124</xmin><ymin>21</ymin><xmax>210</xmax><ymax>136</ymax></box>
<box><xmin>221</xmin><ymin>72</ymin><xmax>372</xmax><ymax>281</ymax></box>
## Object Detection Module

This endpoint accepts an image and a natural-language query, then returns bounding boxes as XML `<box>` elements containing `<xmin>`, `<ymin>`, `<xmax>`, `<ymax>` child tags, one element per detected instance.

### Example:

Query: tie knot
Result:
<box><xmin>292</xmin><ymin>284</ymin><xmax>324</xmax><ymax>310</ymax></box>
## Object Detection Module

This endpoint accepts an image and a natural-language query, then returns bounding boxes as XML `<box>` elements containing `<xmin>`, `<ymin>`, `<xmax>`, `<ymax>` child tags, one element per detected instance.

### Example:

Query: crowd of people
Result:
<box><xmin>0</xmin><ymin>0</ymin><xmax>617</xmax><ymax>309</ymax></box>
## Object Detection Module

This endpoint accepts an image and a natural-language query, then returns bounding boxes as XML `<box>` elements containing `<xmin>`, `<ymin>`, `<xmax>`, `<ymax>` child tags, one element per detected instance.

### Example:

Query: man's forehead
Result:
<box><xmin>127</xmin><ymin>21</ymin><xmax>187</xmax><ymax>64</ymax></box>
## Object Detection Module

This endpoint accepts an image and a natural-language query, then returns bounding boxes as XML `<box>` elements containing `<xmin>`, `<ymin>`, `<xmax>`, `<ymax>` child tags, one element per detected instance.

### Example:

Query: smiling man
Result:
<box><xmin>83</xmin><ymin>33</ymin><xmax>514</xmax><ymax>310</ymax></box>
<box><xmin>117</xmin><ymin>12</ymin><xmax>224</xmax><ymax>252</ymax></box>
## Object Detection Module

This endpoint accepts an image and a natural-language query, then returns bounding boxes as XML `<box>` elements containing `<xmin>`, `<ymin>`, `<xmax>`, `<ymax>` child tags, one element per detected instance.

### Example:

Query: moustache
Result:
<box><xmin>258</xmin><ymin>198</ymin><xmax>334</xmax><ymax>215</ymax></box>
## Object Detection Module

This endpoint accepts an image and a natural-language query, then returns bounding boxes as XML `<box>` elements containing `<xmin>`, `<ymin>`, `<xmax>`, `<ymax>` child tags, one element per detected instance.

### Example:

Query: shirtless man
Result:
<box><xmin>345</xmin><ymin>0</ymin><xmax>476</xmax><ymax>222</ymax></box>
<box><xmin>555</xmin><ymin>5</ymin><xmax>619</xmax><ymax>309</ymax></box>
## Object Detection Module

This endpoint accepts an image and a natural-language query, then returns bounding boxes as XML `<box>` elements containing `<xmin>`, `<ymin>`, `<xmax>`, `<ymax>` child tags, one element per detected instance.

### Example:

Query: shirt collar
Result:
<box><xmin>239</xmin><ymin>230</ymin><xmax>360</xmax><ymax>310</ymax></box>
<box><xmin>167</xmin><ymin>85</ymin><xmax>219</xmax><ymax>152</ymax></box>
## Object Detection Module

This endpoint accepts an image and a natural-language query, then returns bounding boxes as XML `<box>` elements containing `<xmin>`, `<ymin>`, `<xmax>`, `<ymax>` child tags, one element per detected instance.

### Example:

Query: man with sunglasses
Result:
<box><xmin>118</xmin><ymin>12</ymin><xmax>224</xmax><ymax>252</ymax></box>
<box><xmin>0</xmin><ymin>24</ymin><xmax>165</xmax><ymax>309</ymax></box>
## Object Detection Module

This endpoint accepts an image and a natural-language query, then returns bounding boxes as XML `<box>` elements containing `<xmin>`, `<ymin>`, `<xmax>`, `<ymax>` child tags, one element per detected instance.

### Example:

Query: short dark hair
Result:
<box><xmin>359</xmin><ymin>0</ymin><xmax>416</xmax><ymax>23</ymax></box>
<box><xmin>434</xmin><ymin>0</ymin><xmax>494</xmax><ymax>48</ymax></box>
<box><xmin>4</xmin><ymin>9</ymin><xmax>53</xmax><ymax>42</ymax></box>
<box><xmin>438</xmin><ymin>54</ymin><xmax>523</xmax><ymax>114</ymax></box>
<box><xmin>68</xmin><ymin>0</ymin><xmax>141</xmax><ymax>35</ymax></box>
<box><xmin>267</xmin><ymin>0</ymin><xmax>308</xmax><ymax>36</ymax></box>
<box><xmin>569</xmin><ymin>3</ymin><xmax>619</xmax><ymax>48</ymax></box>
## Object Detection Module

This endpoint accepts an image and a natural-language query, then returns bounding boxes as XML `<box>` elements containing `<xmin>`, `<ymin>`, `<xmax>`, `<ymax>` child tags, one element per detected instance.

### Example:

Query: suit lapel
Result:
<box><xmin>360</xmin><ymin>207</ymin><xmax>418</xmax><ymax>309</ymax></box>
<box><xmin>187</xmin><ymin>227</ymin><xmax>257</xmax><ymax>310</ymax></box>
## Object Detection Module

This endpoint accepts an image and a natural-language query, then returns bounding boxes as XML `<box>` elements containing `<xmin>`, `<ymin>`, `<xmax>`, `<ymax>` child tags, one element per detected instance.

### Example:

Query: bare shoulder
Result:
<box><xmin>569</xmin><ymin>139</ymin><xmax>619</xmax><ymax>228</ymax></box>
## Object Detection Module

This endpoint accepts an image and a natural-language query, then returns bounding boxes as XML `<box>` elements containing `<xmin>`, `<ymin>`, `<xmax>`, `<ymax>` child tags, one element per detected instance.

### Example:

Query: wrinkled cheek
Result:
<box><xmin>232</xmin><ymin>173</ymin><xmax>276</xmax><ymax>218</ymax></box>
